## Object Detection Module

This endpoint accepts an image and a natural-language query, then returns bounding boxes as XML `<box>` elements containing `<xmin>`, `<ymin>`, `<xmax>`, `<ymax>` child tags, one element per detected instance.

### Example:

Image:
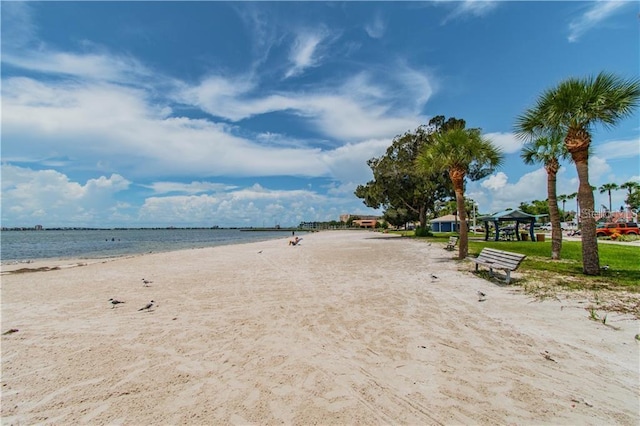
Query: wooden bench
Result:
<box><xmin>467</xmin><ymin>248</ymin><xmax>526</xmax><ymax>284</ymax></box>
<box><xmin>444</xmin><ymin>236</ymin><xmax>459</xmax><ymax>251</ymax></box>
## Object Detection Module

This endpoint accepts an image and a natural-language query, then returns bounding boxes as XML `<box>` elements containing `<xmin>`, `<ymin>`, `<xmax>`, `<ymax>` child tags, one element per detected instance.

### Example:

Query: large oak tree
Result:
<box><xmin>355</xmin><ymin>116</ymin><xmax>464</xmax><ymax>229</ymax></box>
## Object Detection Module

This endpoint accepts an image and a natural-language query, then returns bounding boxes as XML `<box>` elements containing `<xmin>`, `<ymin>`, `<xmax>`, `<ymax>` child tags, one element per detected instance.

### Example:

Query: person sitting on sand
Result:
<box><xmin>289</xmin><ymin>236</ymin><xmax>300</xmax><ymax>246</ymax></box>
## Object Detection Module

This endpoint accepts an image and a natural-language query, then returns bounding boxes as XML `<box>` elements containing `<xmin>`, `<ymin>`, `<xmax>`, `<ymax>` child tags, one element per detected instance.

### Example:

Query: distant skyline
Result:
<box><xmin>2</xmin><ymin>1</ymin><xmax>639</xmax><ymax>228</ymax></box>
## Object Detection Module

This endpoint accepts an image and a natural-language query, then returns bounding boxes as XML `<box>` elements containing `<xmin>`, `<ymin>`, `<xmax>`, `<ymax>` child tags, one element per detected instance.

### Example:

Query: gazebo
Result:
<box><xmin>479</xmin><ymin>209</ymin><xmax>537</xmax><ymax>242</ymax></box>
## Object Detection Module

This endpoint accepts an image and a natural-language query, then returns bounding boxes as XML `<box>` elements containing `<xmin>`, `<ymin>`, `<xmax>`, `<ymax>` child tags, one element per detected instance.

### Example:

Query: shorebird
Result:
<box><xmin>257</xmin><ymin>250</ymin><xmax>263</xmax><ymax>254</ymax></box>
<box><xmin>142</xmin><ymin>278</ymin><xmax>153</xmax><ymax>287</ymax></box>
<box><xmin>109</xmin><ymin>298</ymin><xmax>125</xmax><ymax>308</ymax></box>
<box><xmin>138</xmin><ymin>300</ymin><xmax>155</xmax><ymax>311</ymax></box>
<box><xmin>430</xmin><ymin>274</ymin><xmax>438</xmax><ymax>280</ymax></box>
<box><xmin>477</xmin><ymin>291</ymin><xmax>487</xmax><ymax>302</ymax></box>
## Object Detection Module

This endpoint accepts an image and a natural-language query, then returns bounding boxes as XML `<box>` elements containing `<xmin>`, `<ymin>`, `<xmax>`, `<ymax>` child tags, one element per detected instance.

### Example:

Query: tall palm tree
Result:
<box><xmin>515</xmin><ymin>72</ymin><xmax>640</xmax><ymax>275</ymax></box>
<box><xmin>620</xmin><ymin>181</ymin><xmax>640</xmax><ymax>199</ymax></box>
<box><xmin>557</xmin><ymin>194</ymin><xmax>568</xmax><ymax>221</ymax></box>
<box><xmin>416</xmin><ymin>127</ymin><xmax>503</xmax><ymax>259</ymax></box>
<box><xmin>599</xmin><ymin>183</ymin><xmax>619</xmax><ymax>213</ymax></box>
<box><xmin>521</xmin><ymin>132</ymin><xmax>568</xmax><ymax>259</ymax></box>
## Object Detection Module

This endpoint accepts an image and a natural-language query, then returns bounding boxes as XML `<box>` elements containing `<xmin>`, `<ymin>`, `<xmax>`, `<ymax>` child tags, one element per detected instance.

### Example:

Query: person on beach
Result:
<box><xmin>289</xmin><ymin>236</ymin><xmax>300</xmax><ymax>246</ymax></box>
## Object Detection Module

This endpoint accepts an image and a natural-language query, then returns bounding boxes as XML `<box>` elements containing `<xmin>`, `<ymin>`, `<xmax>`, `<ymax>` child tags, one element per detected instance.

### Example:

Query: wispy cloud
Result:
<box><xmin>144</xmin><ymin>181</ymin><xmax>238</xmax><ymax>195</ymax></box>
<box><xmin>568</xmin><ymin>1</ymin><xmax>630</xmax><ymax>43</ymax></box>
<box><xmin>285</xmin><ymin>30</ymin><xmax>329</xmax><ymax>78</ymax></box>
<box><xmin>1</xmin><ymin>2</ymin><xmax>37</xmax><ymax>49</ymax></box>
<box><xmin>176</xmin><ymin>65</ymin><xmax>432</xmax><ymax>141</ymax></box>
<box><xmin>364</xmin><ymin>13</ymin><xmax>386</xmax><ymax>39</ymax></box>
<box><xmin>441</xmin><ymin>0</ymin><xmax>499</xmax><ymax>24</ymax></box>
<box><xmin>2</xmin><ymin>50</ymin><xmax>153</xmax><ymax>85</ymax></box>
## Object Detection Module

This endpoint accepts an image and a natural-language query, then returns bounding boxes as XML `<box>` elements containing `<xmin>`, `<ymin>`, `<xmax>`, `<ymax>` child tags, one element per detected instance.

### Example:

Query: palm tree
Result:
<box><xmin>557</xmin><ymin>194</ymin><xmax>568</xmax><ymax>221</ymax></box>
<box><xmin>515</xmin><ymin>72</ymin><xmax>640</xmax><ymax>275</ymax></box>
<box><xmin>599</xmin><ymin>183</ymin><xmax>619</xmax><ymax>213</ymax></box>
<box><xmin>567</xmin><ymin>192</ymin><xmax>579</xmax><ymax>225</ymax></box>
<box><xmin>620</xmin><ymin>181</ymin><xmax>640</xmax><ymax>219</ymax></box>
<box><xmin>521</xmin><ymin>132</ymin><xmax>568</xmax><ymax>259</ymax></box>
<box><xmin>416</xmin><ymin>127</ymin><xmax>503</xmax><ymax>258</ymax></box>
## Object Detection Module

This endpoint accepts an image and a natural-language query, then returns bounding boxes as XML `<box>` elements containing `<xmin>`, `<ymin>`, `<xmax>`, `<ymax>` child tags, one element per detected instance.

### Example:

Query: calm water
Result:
<box><xmin>0</xmin><ymin>229</ymin><xmax>295</xmax><ymax>262</ymax></box>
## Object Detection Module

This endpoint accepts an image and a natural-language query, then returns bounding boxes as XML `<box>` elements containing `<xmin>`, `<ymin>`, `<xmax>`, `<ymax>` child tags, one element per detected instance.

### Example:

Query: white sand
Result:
<box><xmin>2</xmin><ymin>231</ymin><xmax>638</xmax><ymax>425</ymax></box>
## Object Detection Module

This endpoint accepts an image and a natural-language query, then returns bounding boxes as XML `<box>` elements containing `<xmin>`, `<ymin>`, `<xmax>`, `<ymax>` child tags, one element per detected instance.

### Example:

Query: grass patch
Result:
<box><xmin>407</xmin><ymin>232</ymin><xmax>639</xmax><ymax>290</ymax></box>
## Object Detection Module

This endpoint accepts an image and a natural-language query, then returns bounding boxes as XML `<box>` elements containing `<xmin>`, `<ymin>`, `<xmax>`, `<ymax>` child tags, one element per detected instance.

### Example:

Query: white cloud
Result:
<box><xmin>138</xmin><ymin>183</ymin><xmax>343</xmax><ymax>227</ymax></box>
<box><xmin>594</xmin><ymin>137</ymin><xmax>640</xmax><ymax>160</ymax></box>
<box><xmin>484</xmin><ymin>132</ymin><xmax>523</xmax><ymax>154</ymax></box>
<box><xmin>322</xmin><ymin>138</ymin><xmax>391</xmax><ymax>184</ymax></box>
<box><xmin>568</xmin><ymin>1</ymin><xmax>630</xmax><ymax>43</ymax></box>
<box><xmin>481</xmin><ymin>171</ymin><xmax>509</xmax><ymax>191</ymax></box>
<box><xmin>1</xmin><ymin>164</ymin><xmax>376</xmax><ymax>228</ymax></box>
<box><xmin>588</xmin><ymin>155</ymin><xmax>613</xmax><ymax>183</ymax></box>
<box><xmin>2</xmin><ymin>76</ymin><xmax>336</xmax><ymax>179</ymax></box>
<box><xmin>478</xmin><ymin>168</ymin><xmax>549</xmax><ymax>212</ymax></box>
<box><xmin>1</xmin><ymin>164</ymin><xmax>131</xmax><ymax>227</ymax></box>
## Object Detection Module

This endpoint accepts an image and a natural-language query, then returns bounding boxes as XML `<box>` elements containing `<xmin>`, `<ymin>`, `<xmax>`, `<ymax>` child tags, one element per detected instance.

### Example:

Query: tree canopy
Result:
<box><xmin>354</xmin><ymin>116</ymin><xmax>464</xmax><ymax>229</ymax></box>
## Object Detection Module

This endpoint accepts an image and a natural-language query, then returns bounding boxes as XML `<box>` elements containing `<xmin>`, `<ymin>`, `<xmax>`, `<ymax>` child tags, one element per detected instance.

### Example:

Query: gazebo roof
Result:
<box><xmin>480</xmin><ymin>209</ymin><xmax>536</xmax><ymax>221</ymax></box>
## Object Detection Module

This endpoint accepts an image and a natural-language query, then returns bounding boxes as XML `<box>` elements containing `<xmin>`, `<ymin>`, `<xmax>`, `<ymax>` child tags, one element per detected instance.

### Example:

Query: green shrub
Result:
<box><xmin>414</xmin><ymin>226</ymin><xmax>433</xmax><ymax>237</ymax></box>
<box><xmin>615</xmin><ymin>234</ymin><xmax>640</xmax><ymax>242</ymax></box>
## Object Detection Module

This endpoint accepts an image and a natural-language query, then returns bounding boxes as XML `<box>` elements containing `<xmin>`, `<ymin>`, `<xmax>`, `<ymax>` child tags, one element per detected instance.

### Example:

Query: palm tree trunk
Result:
<box><xmin>450</xmin><ymin>171</ymin><xmax>468</xmax><ymax>259</ymax></box>
<box><xmin>546</xmin><ymin>164</ymin><xmax>562</xmax><ymax>260</ymax></box>
<box><xmin>573</xmin><ymin>156</ymin><xmax>600</xmax><ymax>274</ymax></box>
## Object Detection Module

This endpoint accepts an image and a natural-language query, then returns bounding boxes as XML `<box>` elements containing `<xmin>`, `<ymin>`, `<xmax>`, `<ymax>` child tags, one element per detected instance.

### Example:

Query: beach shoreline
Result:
<box><xmin>2</xmin><ymin>231</ymin><xmax>638</xmax><ymax>424</ymax></box>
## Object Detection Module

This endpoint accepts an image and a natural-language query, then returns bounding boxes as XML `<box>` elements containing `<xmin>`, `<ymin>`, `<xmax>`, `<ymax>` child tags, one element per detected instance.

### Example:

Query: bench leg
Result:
<box><xmin>505</xmin><ymin>271</ymin><xmax>511</xmax><ymax>284</ymax></box>
<box><xmin>475</xmin><ymin>264</ymin><xmax>479</xmax><ymax>272</ymax></box>
<box><xmin>489</xmin><ymin>267</ymin><xmax>494</xmax><ymax>278</ymax></box>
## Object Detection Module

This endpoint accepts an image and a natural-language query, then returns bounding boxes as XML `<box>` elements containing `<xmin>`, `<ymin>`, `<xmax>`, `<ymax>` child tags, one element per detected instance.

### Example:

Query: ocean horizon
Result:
<box><xmin>1</xmin><ymin>228</ymin><xmax>300</xmax><ymax>263</ymax></box>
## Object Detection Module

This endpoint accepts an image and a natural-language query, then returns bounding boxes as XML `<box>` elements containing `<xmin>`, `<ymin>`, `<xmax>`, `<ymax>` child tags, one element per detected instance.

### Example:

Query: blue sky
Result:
<box><xmin>2</xmin><ymin>1</ymin><xmax>639</xmax><ymax>228</ymax></box>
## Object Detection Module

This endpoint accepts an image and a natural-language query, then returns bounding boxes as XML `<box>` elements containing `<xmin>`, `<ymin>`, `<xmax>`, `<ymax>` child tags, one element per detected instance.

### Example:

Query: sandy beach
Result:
<box><xmin>2</xmin><ymin>231</ymin><xmax>638</xmax><ymax>425</ymax></box>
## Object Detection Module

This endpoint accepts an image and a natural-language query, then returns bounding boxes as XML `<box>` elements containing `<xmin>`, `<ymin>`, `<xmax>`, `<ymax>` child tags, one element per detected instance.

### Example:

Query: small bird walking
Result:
<box><xmin>142</xmin><ymin>278</ymin><xmax>153</xmax><ymax>287</ymax></box>
<box><xmin>138</xmin><ymin>300</ymin><xmax>155</xmax><ymax>311</ymax></box>
<box><xmin>477</xmin><ymin>291</ymin><xmax>487</xmax><ymax>302</ymax></box>
<box><xmin>109</xmin><ymin>298</ymin><xmax>125</xmax><ymax>308</ymax></box>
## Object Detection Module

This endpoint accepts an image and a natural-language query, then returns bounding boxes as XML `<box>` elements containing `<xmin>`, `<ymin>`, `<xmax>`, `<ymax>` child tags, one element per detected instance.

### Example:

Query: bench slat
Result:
<box><xmin>467</xmin><ymin>247</ymin><xmax>526</xmax><ymax>284</ymax></box>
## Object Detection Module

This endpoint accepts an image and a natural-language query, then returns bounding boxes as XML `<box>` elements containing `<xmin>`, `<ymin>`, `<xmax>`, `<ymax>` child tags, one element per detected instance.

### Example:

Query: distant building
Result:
<box><xmin>35</xmin><ymin>224</ymin><xmax>44</xmax><ymax>230</ymax></box>
<box><xmin>430</xmin><ymin>214</ymin><xmax>461</xmax><ymax>232</ymax></box>
<box><xmin>340</xmin><ymin>214</ymin><xmax>382</xmax><ymax>228</ymax></box>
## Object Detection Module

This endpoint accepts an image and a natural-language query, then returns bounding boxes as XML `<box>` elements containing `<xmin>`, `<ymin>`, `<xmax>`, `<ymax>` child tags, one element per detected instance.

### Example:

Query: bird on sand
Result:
<box><xmin>109</xmin><ymin>298</ymin><xmax>125</xmax><ymax>308</ymax></box>
<box><xmin>142</xmin><ymin>278</ymin><xmax>153</xmax><ymax>287</ymax></box>
<box><xmin>138</xmin><ymin>300</ymin><xmax>155</xmax><ymax>311</ymax></box>
<box><xmin>430</xmin><ymin>274</ymin><xmax>438</xmax><ymax>280</ymax></box>
<box><xmin>477</xmin><ymin>291</ymin><xmax>487</xmax><ymax>302</ymax></box>
<box><xmin>257</xmin><ymin>250</ymin><xmax>263</xmax><ymax>254</ymax></box>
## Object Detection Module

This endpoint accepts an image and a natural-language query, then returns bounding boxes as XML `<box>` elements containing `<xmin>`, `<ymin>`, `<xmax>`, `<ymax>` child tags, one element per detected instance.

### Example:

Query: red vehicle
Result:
<box><xmin>595</xmin><ymin>222</ymin><xmax>639</xmax><ymax>237</ymax></box>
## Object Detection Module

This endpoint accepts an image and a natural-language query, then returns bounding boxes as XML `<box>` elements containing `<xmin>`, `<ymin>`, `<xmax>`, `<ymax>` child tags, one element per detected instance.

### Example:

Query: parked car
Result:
<box><xmin>595</xmin><ymin>222</ymin><xmax>639</xmax><ymax>237</ymax></box>
<box><xmin>539</xmin><ymin>222</ymin><xmax>576</xmax><ymax>231</ymax></box>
